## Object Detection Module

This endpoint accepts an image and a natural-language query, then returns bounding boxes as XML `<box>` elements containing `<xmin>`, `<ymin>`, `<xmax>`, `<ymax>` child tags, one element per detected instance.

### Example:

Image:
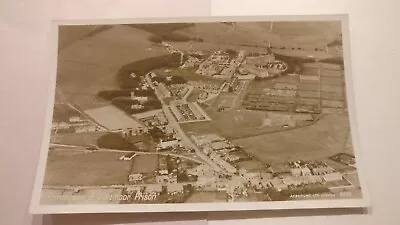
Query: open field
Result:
<box><xmin>177</xmin><ymin>21</ymin><xmax>341</xmax><ymax>51</ymax></box>
<box><xmin>236</xmin><ymin>160</ymin><xmax>268</xmax><ymax>172</ymax></box>
<box><xmin>51</xmin><ymin>131</ymin><xmax>108</xmax><ymax>146</ymax></box>
<box><xmin>58</xmin><ymin>25</ymin><xmax>112</xmax><ymax>50</ymax></box>
<box><xmin>186</xmin><ymin>88</ymin><xmax>204</xmax><ymax>102</ymax></box>
<box><xmin>181</xmin><ymin>108</ymin><xmax>267</xmax><ymax>139</ymax></box>
<box><xmin>43</xmin><ymin>151</ymin><xmax>131</xmax><ymax>186</ymax></box>
<box><xmin>131</xmin><ymin>154</ymin><xmax>159</xmax><ymax>174</ymax></box>
<box><xmin>85</xmin><ymin>105</ymin><xmax>144</xmax><ymax>130</ymax></box>
<box><xmin>181</xmin><ymin>107</ymin><xmax>316</xmax><ymax>139</ymax></box>
<box><xmin>211</xmin><ymin>93</ymin><xmax>236</xmax><ymax>108</ymax></box>
<box><xmin>57</xmin><ymin>25</ymin><xmax>168</xmax><ymax>110</ymax></box>
<box><xmin>231</xmin><ymin>114</ymin><xmax>352</xmax><ymax>164</ymax></box>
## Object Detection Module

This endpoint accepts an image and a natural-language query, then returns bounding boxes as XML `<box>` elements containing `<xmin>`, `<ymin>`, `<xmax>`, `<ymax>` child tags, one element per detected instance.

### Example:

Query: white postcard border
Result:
<box><xmin>30</xmin><ymin>14</ymin><xmax>371</xmax><ymax>214</ymax></box>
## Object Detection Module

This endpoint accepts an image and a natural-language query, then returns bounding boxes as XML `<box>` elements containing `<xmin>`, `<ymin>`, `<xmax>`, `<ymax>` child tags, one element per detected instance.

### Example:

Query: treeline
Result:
<box><xmin>149</xmin><ymin>34</ymin><xmax>203</xmax><ymax>43</ymax></box>
<box><xmin>225</xmin><ymin>49</ymin><xmax>238</xmax><ymax>59</ymax></box>
<box><xmin>126</xmin><ymin>23</ymin><xmax>202</xmax><ymax>43</ymax></box>
<box><xmin>127</xmin><ymin>23</ymin><xmax>194</xmax><ymax>34</ymax></box>
<box><xmin>117</xmin><ymin>53</ymin><xmax>181</xmax><ymax>88</ymax></box>
<box><xmin>112</xmin><ymin>97</ymin><xmax>162</xmax><ymax>114</ymax></box>
<box><xmin>97</xmin><ymin>133</ymin><xmax>138</xmax><ymax>151</ymax></box>
<box><xmin>274</xmin><ymin>53</ymin><xmax>315</xmax><ymax>74</ymax></box>
<box><xmin>188</xmin><ymin>53</ymin><xmax>208</xmax><ymax>60</ymax></box>
<box><xmin>152</xmin><ymin>75</ymin><xmax>187</xmax><ymax>86</ymax></box>
<box><xmin>98</xmin><ymin>89</ymin><xmax>158</xmax><ymax>101</ymax></box>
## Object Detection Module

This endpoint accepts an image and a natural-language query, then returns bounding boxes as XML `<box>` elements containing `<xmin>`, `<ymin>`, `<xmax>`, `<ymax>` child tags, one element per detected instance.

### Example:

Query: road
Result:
<box><xmin>162</xmin><ymin>42</ymin><xmax>184</xmax><ymax>65</ymax></box>
<box><xmin>143</xmin><ymin>70</ymin><xmax>227</xmax><ymax>173</ymax></box>
<box><xmin>231</xmin><ymin>80</ymin><xmax>250</xmax><ymax>109</ymax></box>
<box><xmin>55</xmin><ymin>87</ymin><xmax>109</xmax><ymax>131</ymax></box>
<box><xmin>161</xmin><ymin>105</ymin><xmax>226</xmax><ymax>173</ymax></box>
<box><xmin>43</xmin><ymin>181</ymin><xmax>199</xmax><ymax>190</ymax></box>
<box><xmin>50</xmin><ymin>144</ymin><xmax>205</xmax><ymax>164</ymax></box>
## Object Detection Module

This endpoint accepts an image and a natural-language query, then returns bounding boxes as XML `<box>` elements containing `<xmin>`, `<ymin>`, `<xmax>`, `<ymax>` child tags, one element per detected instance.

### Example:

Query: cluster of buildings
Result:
<box><xmin>51</xmin><ymin>114</ymin><xmax>102</xmax><ymax>134</ymax></box>
<box><xmin>169</xmin><ymin>84</ymin><xmax>191</xmax><ymax>100</ymax></box>
<box><xmin>195</xmin><ymin>50</ymin><xmax>230</xmax><ymax>76</ymax></box>
<box><xmin>121</xmin><ymin>126</ymin><xmax>148</xmax><ymax>137</ymax></box>
<box><xmin>198</xmin><ymin>50</ymin><xmax>246</xmax><ymax>80</ymax></box>
<box><xmin>237</xmin><ymin>50</ymin><xmax>287</xmax><ymax>77</ymax></box>
<box><xmin>287</xmin><ymin>160</ymin><xmax>344</xmax><ymax>183</ymax></box>
<box><xmin>169</xmin><ymin>100</ymin><xmax>210</xmax><ymax>123</ymax></box>
<box><xmin>188</xmin><ymin>80</ymin><xmax>224</xmax><ymax>95</ymax></box>
<box><xmin>135</xmin><ymin>109</ymin><xmax>168</xmax><ymax>127</ymax></box>
<box><xmin>191</xmin><ymin>134</ymin><xmax>252</xmax><ymax>174</ymax></box>
<box><xmin>144</xmin><ymin>73</ymin><xmax>171</xmax><ymax>101</ymax></box>
<box><xmin>329</xmin><ymin>153</ymin><xmax>356</xmax><ymax>168</ymax></box>
<box><xmin>180</xmin><ymin>56</ymin><xmax>201</xmax><ymax>69</ymax></box>
<box><xmin>154</xmin><ymin>82</ymin><xmax>172</xmax><ymax>99</ymax></box>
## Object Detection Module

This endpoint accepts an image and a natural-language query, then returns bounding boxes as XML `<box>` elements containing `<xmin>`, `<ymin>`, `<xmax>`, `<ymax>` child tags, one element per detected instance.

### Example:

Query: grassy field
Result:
<box><xmin>236</xmin><ymin>160</ymin><xmax>268</xmax><ymax>172</ymax></box>
<box><xmin>231</xmin><ymin>114</ymin><xmax>353</xmax><ymax>165</ymax></box>
<box><xmin>84</xmin><ymin>105</ymin><xmax>144</xmax><ymax>130</ymax></box>
<box><xmin>57</xmin><ymin>25</ymin><xmax>168</xmax><ymax>110</ymax></box>
<box><xmin>211</xmin><ymin>93</ymin><xmax>236</xmax><ymax>108</ymax></box>
<box><xmin>186</xmin><ymin>88</ymin><xmax>204</xmax><ymax>102</ymax></box>
<box><xmin>51</xmin><ymin>131</ymin><xmax>108</xmax><ymax>146</ymax></box>
<box><xmin>43</xmin><ymin>151</ymin><xmax>131</xmax><ymax>186</ymax></box>
<box><xmin>181</xmin><ymin>108</ymin><xmax>267</xmax><ymax>139</ymax></box>
<box><xmin>181</xmin><ymin>107</ymin><xmax>317</xmax><ymax>139</ymax></box>
<box><xmin>153</xmin><ymin>68</ymin><xmax>223</xmax><ymax>84</ymax></box>
<box><xmin>58</xmin><ymin>25</ymin><xmax>112</xmax><ymax>50</ymax></box>
<box><xmin>130</xmin><ymin>154</ymin><xmax>159</xmax><ymax>174</ymax></box>
<box><xmin>176</xmin><ymin>21</ymin><xmax>341</xmax><ymax>52</ymax></box>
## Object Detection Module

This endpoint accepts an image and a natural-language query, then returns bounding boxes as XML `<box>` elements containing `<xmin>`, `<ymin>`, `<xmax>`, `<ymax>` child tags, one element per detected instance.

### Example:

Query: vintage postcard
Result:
<box><xmin>30</xmin><ymin>15</ymin><xmax>369</xmax><ymax>214</ymax></box>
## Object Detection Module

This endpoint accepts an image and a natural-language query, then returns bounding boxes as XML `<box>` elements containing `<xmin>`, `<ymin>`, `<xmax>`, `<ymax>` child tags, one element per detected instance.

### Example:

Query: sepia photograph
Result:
<box><xmin>30</xmin><ymin>15</ymin><xmax>368</xmax><ymax>213</ymax></box>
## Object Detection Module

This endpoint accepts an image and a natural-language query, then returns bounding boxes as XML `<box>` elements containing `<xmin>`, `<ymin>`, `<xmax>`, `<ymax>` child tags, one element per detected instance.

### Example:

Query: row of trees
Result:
<box><xmin>97</xmin><ymin>133</ymin><xmax>138</xmax><ymax>151</ymax></box>
<box><xmin>149</xmin><ymin>34</ymin><xmax>204</xmax><ymax>43</ymax></box>
<box><xmin>126</xmin><ymin>23</ymin><xmax>200</xmax><ymax>43</ymax></box>
<box><xmin>111</xmin><ymin>97</ymin><xmax>162</xmax><ymax>114</ymax></box>
<box><xmin>117</xmin><ymin>53</ymin><xmax>181</xmax><ymax>88</ymax></box>
<box><xmin>152</xmin><ymin>75</ymin><xmax>187</xmax><ymax>86</ymax></box>
<box><xmin>127</xmin><ymin>23</ymin><xmax>194</xmax><ymax>34</ymax></box>
<box><xmin>97</xmin><ymin>89</ymin><xmax>158</xmax><ymax>101</ymax></box>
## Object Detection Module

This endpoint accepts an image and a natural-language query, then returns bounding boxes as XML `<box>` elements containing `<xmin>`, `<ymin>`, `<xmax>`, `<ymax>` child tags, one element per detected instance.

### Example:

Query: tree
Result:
<box><xmin>97</xmin><ymin>133</ymin><xmax>137</xmax><ymax>151</ymax></box>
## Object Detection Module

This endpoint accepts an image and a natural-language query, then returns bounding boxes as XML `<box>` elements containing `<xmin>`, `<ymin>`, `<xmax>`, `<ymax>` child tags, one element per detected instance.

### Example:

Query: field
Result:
<box><xmin>56</xmin><ymin>25</ymin><xmax>168</xmax><ymax>110</ymax></box>
<box><xmin>231</xmin><ymin>114</ymin><xmax>352</xmax><ymax>164</ymax></box>
<box><xmin>177</xmin><ymin>21</ymin><xmax>341</xmax><ymax>51</ymax></box>
<box><xmin>211</xmin><ymin>93</ymin><xmax>236</xmax><ymax>108</ymax></box>
<box><xmin>43</xmin><ymin>151</ymin><xmax>132</xmax><ymax>186</ymax></box>
<box><xmin>84</xmin><ymin>105</ymin><xmax>144</xmax><ymax>130</ymax></box>
<box><xmin>181</xmin><ymin>107</ymin><xmax>317</xmax><ymax>139</ymax></box>
<box><xmin>181</xmin><ymin>108</ymin><xmax>267</xmax><ymax>139</ymax></box>
<box><xmin>51</xmin><ymin>131</ymin><xmax>108</xmax><ymax>146</ymax></box>
<box><xmin>153</xmin><ymin>68</ymin><xmax>223</xmax><ymax>85</ymax></box>
<box><xmin>130</xmin><ymin>154</ymin><xmax>159</xmax><ymax>174</ymax></box>
<box><xmin>236</xmin><ymin>160</ymin><xmax>268</xmax><ymax>172</ymax></box>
